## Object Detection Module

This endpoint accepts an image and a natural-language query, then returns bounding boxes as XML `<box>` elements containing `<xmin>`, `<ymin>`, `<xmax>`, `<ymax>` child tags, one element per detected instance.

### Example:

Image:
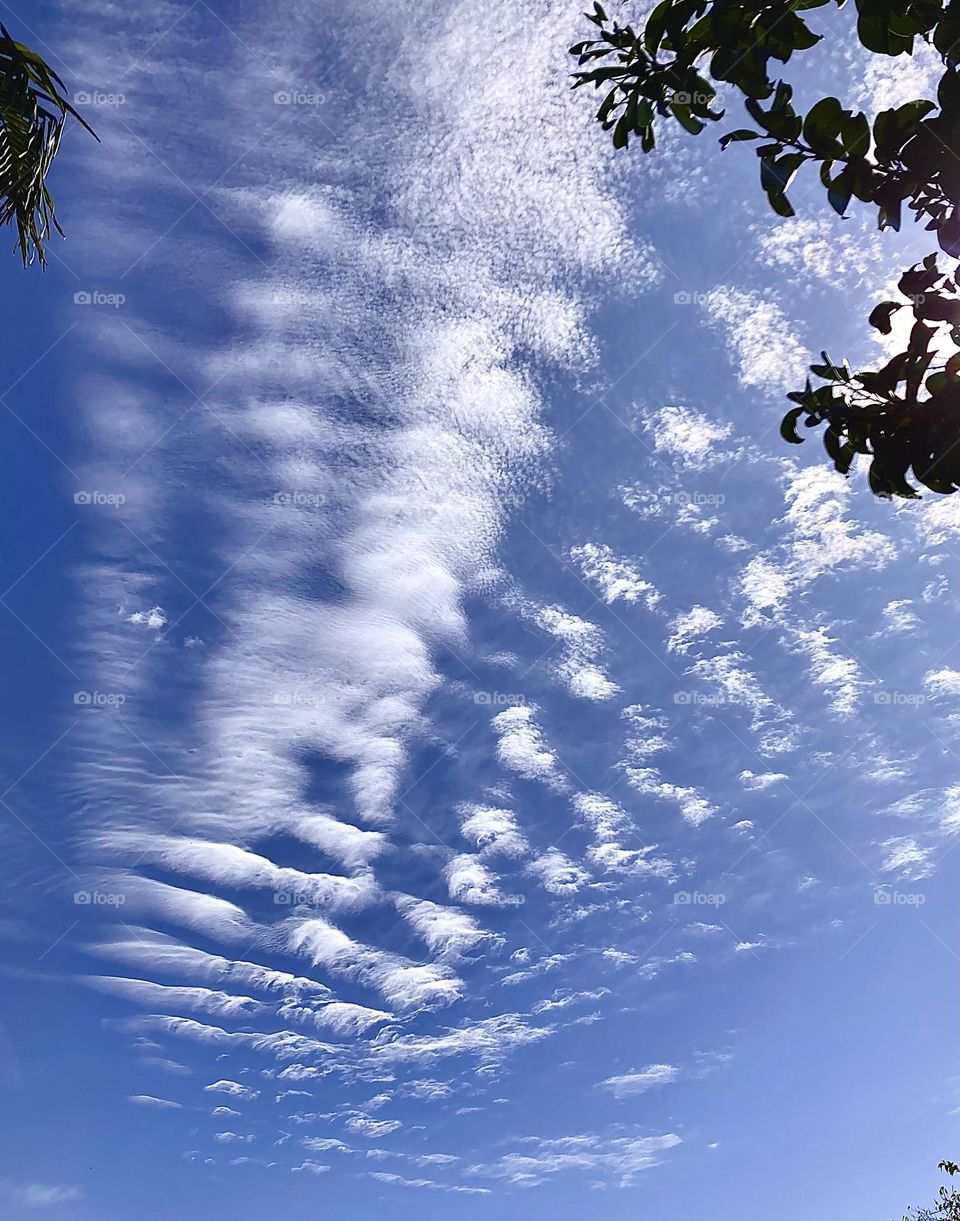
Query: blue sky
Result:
<box><xmin>0</xmin><ymin>1</ymin><xmax>958</xmax><ymax>1217</ymax></box>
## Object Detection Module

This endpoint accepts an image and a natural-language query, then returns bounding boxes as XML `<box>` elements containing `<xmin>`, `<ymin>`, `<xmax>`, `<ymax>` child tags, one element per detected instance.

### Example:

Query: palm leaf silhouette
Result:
<box><xmin>0</xmin><ymin>24</ymin><xmax>96</xmax><ymax>267</ymax></box>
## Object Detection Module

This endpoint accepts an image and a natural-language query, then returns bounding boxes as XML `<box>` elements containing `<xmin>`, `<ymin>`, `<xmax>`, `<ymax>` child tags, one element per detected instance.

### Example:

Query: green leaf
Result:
<box><xmin>670</xmin><ymin>101</ymin><xmax>705</xmax><ymax>134</ymax></box>
<box><xmin>868</xmin><ymin>301</ymin><xmax>901</xmax><ymax>334</ymax></box>
<box><xmin>780</xmin><ymin>406</ymin><xmax>806</xmax><ymax>443</ymax></box>
<box><xmin>826</xmin><ymin>167</ymin><xmax>853</xmax><ymax>215</ymax></box>
<box><xmin>718</xmin><ymin>128</ymin><xmax>760</xmax><ymax>148</ymax></box>
<box><xmin>802</xmin><ymin>95</ymin><xmax>845</xmax><ymax>153</ymax></box>
<box><xmin>840</xmin><ymin>111</ymin><xmax>871</xmax><ymax>156</ymax></box>
<box><xmin>612</xmin><ymin>111</ymin><xmax>630</xmax><ymax>148</ymax></box>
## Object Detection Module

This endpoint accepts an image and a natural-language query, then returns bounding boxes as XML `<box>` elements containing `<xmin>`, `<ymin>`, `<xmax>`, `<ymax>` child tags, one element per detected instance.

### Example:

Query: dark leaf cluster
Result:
<box><xmin>0</xmin><ymin>23</ymin><xmax>95</xmax><ymax>267</ymax></box>
<box><xmin>572</xmin><ymin>0</ymin><xmax>960</xmax><ymax>497</ymax></box>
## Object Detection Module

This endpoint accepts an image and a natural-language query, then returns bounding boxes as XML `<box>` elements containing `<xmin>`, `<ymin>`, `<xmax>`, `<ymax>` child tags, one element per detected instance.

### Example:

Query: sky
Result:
<box><xmin>0</xmin><ymin>1</ymin><xmax>958</xmax><ymax>1218</ymax></box>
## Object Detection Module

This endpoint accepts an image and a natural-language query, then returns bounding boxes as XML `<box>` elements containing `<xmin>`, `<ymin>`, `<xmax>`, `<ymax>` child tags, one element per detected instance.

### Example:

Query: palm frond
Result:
<box><xmin>0</xmin><ymin>24</ymin><xmax>96</xmax><ymax>268</ymax></box>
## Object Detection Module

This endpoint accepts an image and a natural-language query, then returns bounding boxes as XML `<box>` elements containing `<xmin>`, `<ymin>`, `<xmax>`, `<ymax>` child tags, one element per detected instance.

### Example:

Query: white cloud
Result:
<box><xmin>532</xmin><ymin>987</ymin><xmax>608</xmax><ymax>1014</ymax></box>
<box><xmin>684</xmin><ymin>649</ymin><xmax>797</xmax><ymax>753</ymax></box>
<box><xmin>880</xmin><ymin>600</ymin><xmax>921</xmax><ymax>635</ymax></box>
<box><xmin>667</xmin><ymin>606</ymin><xmax>723</xmax><ymax>654</ymax></box>
<box><xmin>205</xmin><ymin>1080</ymin><xmax>260</xmax><ymax>1101</ymax></box>
<box><xmin>527</xmin><ymin>604</ymin><xmax>621</xmax><ymax>701</ymax></box>
<box><xmin>444</xmin><ymin>854</ymin><xmax>521</xmax><ymax>907</ymax></box>
<box><xmin>126</xmin><ymin>1016</ymin><xmax>333</xmax><ymax>1063</ymax></box>
<box><xmin>568</xmin><ymin>542</ymin><xmax>660</xmax><ymax>607</ymax></box>
<box><xmin>738</xmin><ymin>556</ymin><xmax>791</xmax><ymax>622</ymax></box>
<box><xmin>527</xmin><ymin>848</ymin><xmax>590</xmax><ymax>894</ymax></box>
<box><xmin>104</xmin><ymin>878</ymin><xmax>252</xmax><ymax>944</ymax></box>
<box><xmin>739</xmin><ymin>770</ymin><xmax>787</xmax><ymax>791</ymax></box>
<box><xmin>367</xmin><ymin>1171</ymin><xmax>489</xmax><ymax>1195</ymax></box>
<box><xmin>782</xmin><ymin>467</ymin><xmax>897</xmax><ymax>588</ymax></box>
<box><xmin>97</xmin><ymin>832</ymin><xmax>378</xmax><ymax>914</ymax></box>
<box><xmin>501</xmin><ymin>953</ymin><xmax>572</xmax><ymax>986</ymax></box>
<box><xmin>640</xmin><ymin>404</ymin><xmax>741</xmax><ymax>470</ymax></box>
<box><xmin>939</xmin><ymin>785</ymin><xmax>960</xmax><ymax>835</ymax></box>
<box><xmin>878</xmin><ymin>836</ymin><xmax>934</xmax><ymax>881</ymax></box>
<box><xmin>602</xmin><ymin>1063</ymin><xmax>680</xmax><ymax>1097</ymax></box>
<box><xmin>914</xmin><ymin>498</ymin><xmax>960</xmax><ymax>548</ymax></box>
<box><xmin>395</xmin><ymin>893</ymin><xmax>501</xmax><ymax>959</ymax></box>
<box><xmin>636</xmin><ymin>951</ymin><xmax>697</xmax><ymax>980</ymax></box>
<box><xmin>572</xmin><ymin>793</ymin><xmax>676</xmax><ymax>880</ymax></box>
<box><xmin>492</xmin><ymin>704</ymin><xmax>563</xmax><ymax>785</ymax></box>
<box><xmin>684</xmin><ymin>922</ymin><xmax>723</xmax><ymax>936</ymax></box>
<box><xmin>625</xmin><ymin>767</ymin><xmax>715</xmax><ymax>826</ymax></box>
<box><xmin>371</xmin><ymin>1013</ymin><xmax>550</xmax><ymax>1066</ymax></box>
<box><xmin>88</xmin><ymin>928</ymin><xmax>333</xmax><ymax>1001</ymax></box>
<box><xmin>622</xmin><ymin>704</ymin><xmax>673</xmax><ymax>763</ymax></box>
<box><xmin>738</xmin><ymin>467</ymin><xmax>897</xmax><ymax>632</ymax></box>
<box><xmin>703</xmin><ymin>287</ymin><xmax>808</xmax><ymax>393</ymax></box>
<box><xmin>301</xmin><ymin>1138</ymin><xmax>350</xmax><ymax>1155</ymax></box>
<box><xmin>467</xmin><ymin>1130</ymin><xmax>681</xmax><ymax>1188</ymax></box>
<box><xmin>288</xmin><ymin>917</ymin><xmax>462</xmax><ymax>1011</ymax></box>
<box><xmin>853</xmin><ymin>38</ymin><xmax>941</xmax><ymax>111</ymax></box>
<box><xmin>345</xmin><ymin>1117</ymin><xmax>402</xmax><ymax>1138</ymax></box>
<box><xmin>277</xmin><ymin>999</ymin><xmax>393</xmax><ymax>1037</ymax></box>
<box><xmin>128</xmin><ymin>1094</ymin><xmax>183</xmax><ymax>1109</ymax></box>
<box><xmin>788</xmin><ymin>626</ymin><xmax>866</xmax><ymax>718</ymax></box>
<box><xmin>457</xmin><ymin>803</ymin><xmax>530</xmax><ymax>857</ymax></box>
<box><xmin>10</xmin><ymin>1184</ymin><xmax>83</xmax><ymax>1207</ymax></box>
<box><xmin>923</xmin><ymin>668</ymin><xmax>960</xmax><ymax>700</ymax></box>
<box><xmin>754</xmin><ymin>217</ymin><xmax>884</xmax><ymax>291</ymax></box>
<box><xmin>86</xmin><ymin>976</ymin><xmax>263</xmax><ymax>1021</ymax></box>
<box><xmin>125</xmin><ymin>605</ymin><xmax>168</xmax><ymax>630</ymax></box>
